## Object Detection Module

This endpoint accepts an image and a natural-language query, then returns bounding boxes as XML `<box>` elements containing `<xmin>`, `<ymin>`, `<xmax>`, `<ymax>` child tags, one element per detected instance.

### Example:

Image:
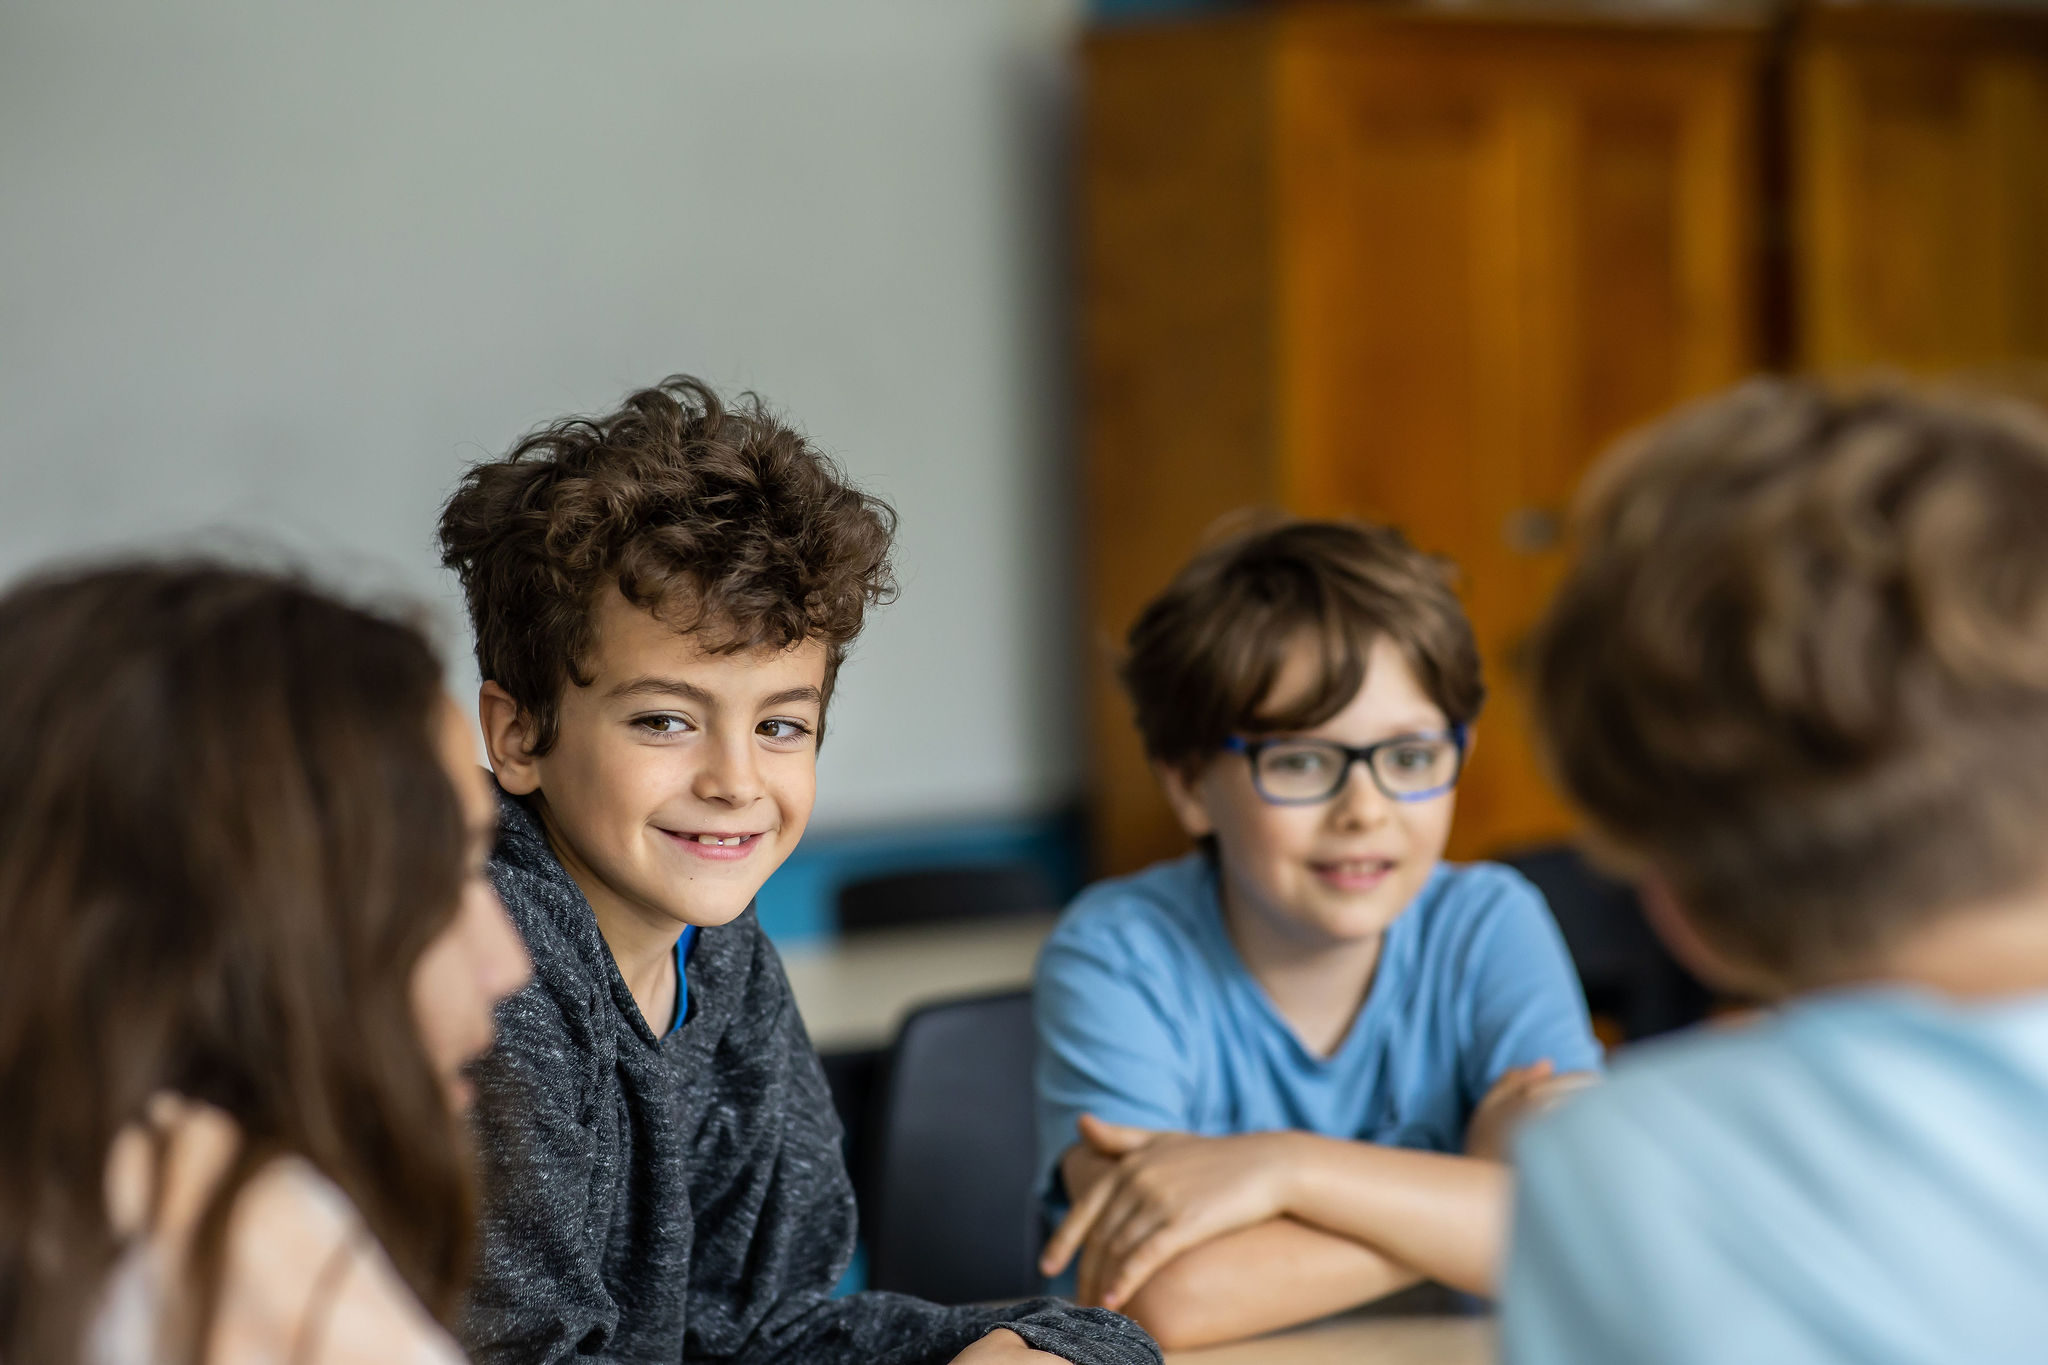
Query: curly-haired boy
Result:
<box><xmin>1503</xmin><ymin>380</ymin><xmax>2048</xmax><ymax>1363</ymax></box>
<box><xmin>438</xmin><ymin>377</ymin><xmax>1158</xmax><ymax>1365</ymax></box>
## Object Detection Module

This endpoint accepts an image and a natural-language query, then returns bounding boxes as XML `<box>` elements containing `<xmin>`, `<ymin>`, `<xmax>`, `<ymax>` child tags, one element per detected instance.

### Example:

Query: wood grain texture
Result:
<box><xmin>1791</xmin><ymin>3</ymin><xmax>2048</xmax><ymax>372</ymax></box>
<box><xmin>1275</xmin><ymin>10</ymin><xmax>1763</xmax><ymax>860</ymax></box>
<box><xmin>1081</xmin><ymin>18</ymin><xmax>1282</xmax><ymax>876</ymax></box>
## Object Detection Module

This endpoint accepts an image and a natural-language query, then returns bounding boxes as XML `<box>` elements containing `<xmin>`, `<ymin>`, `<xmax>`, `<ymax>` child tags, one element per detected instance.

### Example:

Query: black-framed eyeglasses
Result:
<box><xmin>1222</xmin><ymin>725</ymin><xmax>1469</xmax><ymax>806</ymax></box>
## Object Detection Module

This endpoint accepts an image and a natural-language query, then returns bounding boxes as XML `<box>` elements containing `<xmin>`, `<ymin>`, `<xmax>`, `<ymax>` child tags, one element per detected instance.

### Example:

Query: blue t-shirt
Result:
<box><xmin>1502</xmin><ymin>988</ymin><xmax>2048</xmax><ymax>1365</ymax></box>
<box><xmin>1032</xmin><ymin>853</ymin><xmax>1601</xmax><ymax>1195</ymax></box>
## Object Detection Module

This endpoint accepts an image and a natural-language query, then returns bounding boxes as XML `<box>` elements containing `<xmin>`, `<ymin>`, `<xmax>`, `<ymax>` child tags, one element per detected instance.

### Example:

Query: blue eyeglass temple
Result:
<box><xmin>1222</xmin><ymin>723</ymin><xmax>1469</xmax><ymax>803</ymax></box>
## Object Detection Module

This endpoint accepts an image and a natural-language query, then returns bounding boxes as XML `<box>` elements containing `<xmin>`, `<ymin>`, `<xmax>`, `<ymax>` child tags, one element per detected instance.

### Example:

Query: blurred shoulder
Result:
<box><xmin>1531</xmin><ymin>989</ymin><xmax>2048</xmax><ymax>1161</ymax></box>
<box><xmin>232</xmin><ymin>1161</ymin><xmax>465</xmax><ymax>1365</ymax></box>
<box><xmin>1045</xmin><ymin>853</ymin><xmax>1219</xmax><ymax>970</ymax></box>
<box><xmin>1408</xmin><ymin>860</ymin><xmax>1554</xmax><ymax>945</ymax></box>
<box><xmin>101</xmin><ymin>1103</ymin><xmax>463</xmax><ymax>1365</ymax></box>
<box><xmin>1517</xmin><ymin>1013</ymin><xmax>1799</xmax><ymax>1176</ymax></box>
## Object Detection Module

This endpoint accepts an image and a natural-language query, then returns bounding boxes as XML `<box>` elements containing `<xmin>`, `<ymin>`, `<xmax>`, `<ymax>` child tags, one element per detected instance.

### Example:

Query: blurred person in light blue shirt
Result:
<box><xmin>1032</xmin><ymin>520</ymin><xmax>1602</xmax><ymax>1351</ymax></box>
<box><xmin>1502</xmin><ymin>379</ymin><xmax>2048</xmax><ymax>1365</ymax></box>
<box><xmin>1508</xmin><ymin>990</ymin><xmax>2048</xmax><ymax>1364</ymax></box>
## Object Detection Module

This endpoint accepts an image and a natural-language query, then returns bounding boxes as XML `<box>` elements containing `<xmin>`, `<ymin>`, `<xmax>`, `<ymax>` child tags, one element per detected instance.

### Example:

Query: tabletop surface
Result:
<box><xmin>783</xmin><ymin>923</ymin><xmax>1498</xmax><ymax>1362</ymax></box>
<box><xmin>779</xmin><ymin>912</ymin><xmax>1058</xmax><ymax>1051</ymax></box>
<box><xmin>1162</xmin><ymin>1312</ymin><xmax>1493</xmax><ymax>1364</ymax></box>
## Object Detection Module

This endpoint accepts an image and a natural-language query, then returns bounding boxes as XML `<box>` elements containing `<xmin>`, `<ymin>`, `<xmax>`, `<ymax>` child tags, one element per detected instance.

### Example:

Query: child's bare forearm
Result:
<box><xmin>1056</xmin><ymin>1135</ymin><xmax>1434</xmax><ymax>1342</ymax></box>
<box><xmin>1465</xmin><ymin>1065</ymin><xmax>1601</xmax><ymax>1162</ymax></box>
<box><xmin>1119</xmin><ymin>1218</ymin><xmax>1421</xmax><ymax>1350</ymax></box>
<box><xmin>1276</xmin><ymin>1134</ymin><xmax>1510</xmax><ymax>1294</ymax></box>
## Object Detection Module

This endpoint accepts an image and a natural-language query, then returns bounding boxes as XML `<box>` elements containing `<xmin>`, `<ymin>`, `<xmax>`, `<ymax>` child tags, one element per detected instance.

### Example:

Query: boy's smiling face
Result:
<box><xmin>1160</xmin><ymin>634</ymin><xmax>1460</xmax><ymax>949</ymax></box>
<box><xmin>485</xmin><ymin>586</ymin><xmax>824</xmax><ymax>937</ymax></box>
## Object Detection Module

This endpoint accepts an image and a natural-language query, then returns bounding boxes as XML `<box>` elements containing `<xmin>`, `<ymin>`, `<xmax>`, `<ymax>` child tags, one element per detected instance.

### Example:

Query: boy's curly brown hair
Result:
<box><xmin>438</xmin><ymin>375</ymin><xmax>896</xmax><ymax>753</ymax></box>
<box><xmin>1531</xmin><ymin>378</ymin><xmax>2048</xmax><ymax>987</ymax></box>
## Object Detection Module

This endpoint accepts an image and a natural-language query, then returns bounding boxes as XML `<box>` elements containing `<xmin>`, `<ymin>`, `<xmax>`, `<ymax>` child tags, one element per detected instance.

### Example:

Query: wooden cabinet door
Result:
<box><xmin>1080</xmin><ymin>20</ymin><xmax>1281</xmax><ymax>879</ymax></box>
<box><xmin>1275</xmin><ymin>11</ymin><xmax>1764</xmax><ymax>860</ymax></box>
<box><xmin>1792</xmin><ymin>4</ymin><xmax>2048</xmax><ymax>372</ymax></box>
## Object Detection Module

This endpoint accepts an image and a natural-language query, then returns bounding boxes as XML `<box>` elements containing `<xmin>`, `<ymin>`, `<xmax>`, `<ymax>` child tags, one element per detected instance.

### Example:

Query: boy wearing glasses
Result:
<box><xmin>1034</xmin><ymin>519</ymin><xmax>1600</xmax><ymax>1350</ymax></box>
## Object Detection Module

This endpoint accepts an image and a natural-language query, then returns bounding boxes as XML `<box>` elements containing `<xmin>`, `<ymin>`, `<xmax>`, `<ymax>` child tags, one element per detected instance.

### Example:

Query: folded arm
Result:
<box><xmin>1276</xmin><ymin>1134</ymin><xmax>1509</xmax><ymax>1292</ymax></box>
<box><xmin>1050</xmin><ymin>1136</ymin><xmax>1423</xmax><ymax>1351</ymax></box>
<box><xmin>1045</xmin><ymin>1115</ymin><xmax>1509</xmax><ymax>1332</ymax></box>
<box><xmin>1062</xmin><ymin>1141</ymin><xmax>1420</xmax><ymax>1350</ymax></box>
<box><xmin>1118</xmin><ymin>1220</ymin><xmax>1421</xmax><ymax>1353</ymax></box>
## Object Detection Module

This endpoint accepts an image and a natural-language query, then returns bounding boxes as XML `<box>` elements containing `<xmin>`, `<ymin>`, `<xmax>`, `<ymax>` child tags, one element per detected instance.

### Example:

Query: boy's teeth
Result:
<box><xmin>696</xmin><ymin>834</ymin><xmax>743</xmax><ymax>846</ymax></box>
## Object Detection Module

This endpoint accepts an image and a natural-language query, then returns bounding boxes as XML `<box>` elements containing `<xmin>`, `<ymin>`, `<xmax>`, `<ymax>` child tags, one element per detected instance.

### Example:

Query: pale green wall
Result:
<box><xmin>0</xmin><ymin>0</ymin><xmax>1087</xmax><ymax>829</ymax></box>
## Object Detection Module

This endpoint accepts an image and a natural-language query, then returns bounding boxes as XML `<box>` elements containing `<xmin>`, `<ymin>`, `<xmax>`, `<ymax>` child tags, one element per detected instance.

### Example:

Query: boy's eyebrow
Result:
<box><xmin>759</xmin><ymin>685</ymin><xmax>822</xmax><ymax>709</ymax></box>
<box><xmin>606</xmin><ymin>676</ymin><xmax>714</xmax><ymax>704</ymax></box>
<box><xmin>605</xmin><ymin>677</ymin><xmax>822</xmax><ymax>710</ymax></box>
<box><xmin>1379</xmin><ymin>719</ymin><xmax>1453</xmax><ymax>736</ymax></box>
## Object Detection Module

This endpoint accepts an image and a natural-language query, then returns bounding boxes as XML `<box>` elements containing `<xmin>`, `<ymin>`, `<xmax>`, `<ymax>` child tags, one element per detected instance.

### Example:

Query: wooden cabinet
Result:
<box><xmin>1081</xmin><ymin>4</ymin><xmax>1768</xmax><ymax>875</ymax></box>
<box><xmin>1789</xmin><ymin>4</ymin><xmax>2048</xmax><ymax>371</ymax></box>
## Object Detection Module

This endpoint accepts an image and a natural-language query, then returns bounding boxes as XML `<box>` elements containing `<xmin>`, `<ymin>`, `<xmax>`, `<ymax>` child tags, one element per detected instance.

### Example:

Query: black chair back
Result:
<box><xmin>836</xmin><ymin>863</ymin><xmax>1057</xmax><ymax>934</ymax></box>
<box><xmin>1500</xmin><ymin>843</ymin><xmax>1710</xmax><ymax>1040</ymax></box>
<box><xmin>866</xmin><ymin>989</ymin><xmax>1045</xmax><ymax>1304</ymax></box>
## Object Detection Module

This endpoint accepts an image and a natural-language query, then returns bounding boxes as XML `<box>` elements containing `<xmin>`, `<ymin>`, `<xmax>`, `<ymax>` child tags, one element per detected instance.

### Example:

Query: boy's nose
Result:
<box><xmin>692</xmin><ymin>735</ymin><xmax>765</xmax><ymax>806</ymax></box>
<box><xmin>1329</xmin><ymin>764</ymin><xmax>1391</xmax><ymax>829</ymax></box>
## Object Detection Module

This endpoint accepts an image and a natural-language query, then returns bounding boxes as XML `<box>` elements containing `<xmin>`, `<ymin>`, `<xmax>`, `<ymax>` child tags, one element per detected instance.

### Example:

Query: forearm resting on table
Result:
<box><xmin>1061</xmin><ymin>1130</ymin><xmax>1507</xmax><ymax>1303</ymax></box>
<box><xmin>1120</xmin><ymin>1219</ymin><xmax>1421</xmax><ymax>1350</ymax></box>
<box><xmin>1278</xmin><ymin>1135</ymin><xmax>1510</xmax><ymax>1295</ymax></box>
<box><xmin>1058</xmin><ymin>1146</ymin><xmax>1420</xmax><ymax>1350</ymax></box>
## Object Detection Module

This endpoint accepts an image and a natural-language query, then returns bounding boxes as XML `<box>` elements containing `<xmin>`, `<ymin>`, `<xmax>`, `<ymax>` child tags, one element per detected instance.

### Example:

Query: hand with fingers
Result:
<box><xmin>1463</xmin><ymin>1059</ymin><xmax>1599</xmax><ymax>1162</ymax></box>
<box><xmin>1038</xmin><ymin>1114</ymin><xmax>1302</xmax><ymax>1313</ymax></box>
<box><xmin>947</xmin><ymin>1328</ymin><xmax>1072</xmax><ymax>1364</ymax></box>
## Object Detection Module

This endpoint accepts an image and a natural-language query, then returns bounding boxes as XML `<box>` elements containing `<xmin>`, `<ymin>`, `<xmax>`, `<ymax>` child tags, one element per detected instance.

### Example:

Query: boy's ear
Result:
<box><xmin>1153</xmin><ymin>759</ymin><xmax>1216</xmax><ymax>840</ymax></box>
<box><xmin>479</xmin><ymin>682</ymin><xmax>543</xmax><ymax>796</ymax></box>
<box><xmin>1638</xmin><ymin>870</ymin><xmax>1781</xmax><ymax>1000</ymax></box>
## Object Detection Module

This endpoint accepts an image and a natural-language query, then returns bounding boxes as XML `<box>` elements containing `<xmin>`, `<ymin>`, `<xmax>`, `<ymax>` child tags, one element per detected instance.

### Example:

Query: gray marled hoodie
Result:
<box><xmin>461</xmin><ymin>791</ymin><xmax>1160</xmax><ymax>1365</ymax></box>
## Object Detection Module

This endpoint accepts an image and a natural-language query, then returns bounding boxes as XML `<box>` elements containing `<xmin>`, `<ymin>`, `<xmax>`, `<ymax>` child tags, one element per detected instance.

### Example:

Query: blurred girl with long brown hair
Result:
<box><xmin>0</xmin><ymin>563</ymin><xmax>530</xmax><ymax>1364</ymax></box>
